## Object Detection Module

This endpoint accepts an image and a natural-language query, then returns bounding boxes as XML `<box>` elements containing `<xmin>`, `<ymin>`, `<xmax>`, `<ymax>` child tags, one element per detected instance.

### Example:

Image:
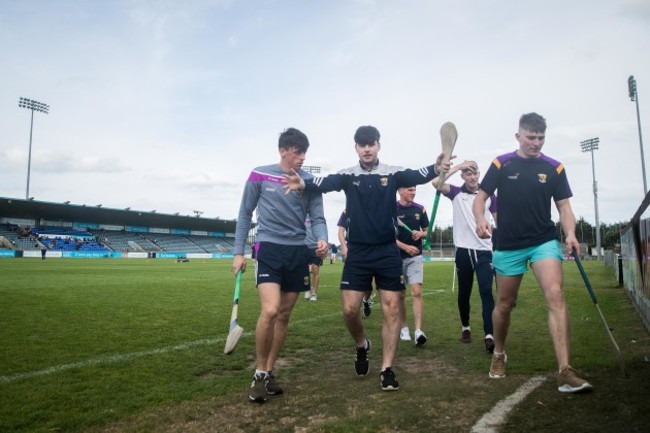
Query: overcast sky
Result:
<box><xmin>1</xmin><ymin>0</ymin><xmax>649</xmax><ymax>242</ymax></box>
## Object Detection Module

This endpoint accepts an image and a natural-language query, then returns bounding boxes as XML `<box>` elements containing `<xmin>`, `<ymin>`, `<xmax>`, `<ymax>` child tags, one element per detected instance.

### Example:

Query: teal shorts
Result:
<box><xmin>493</xmin><ymin>240</ymin><xmax>563</xmax><ymax>276</ymax></box>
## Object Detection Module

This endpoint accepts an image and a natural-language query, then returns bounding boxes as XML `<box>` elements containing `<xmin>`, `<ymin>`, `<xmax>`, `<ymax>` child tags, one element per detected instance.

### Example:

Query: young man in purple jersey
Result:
<box><xmin>232</xmin><ymin>127</ymin><xmax>329</xmax><ymax>403</ymax></box>
<box><xmin>433</xmin><ymin>160</ymin><xmax>497</xmax><ymax>353</ymax></box>
<box><xmin>473</xmin><ymin>113</ymin><xmax>592</xmax><ymax>393</ymax></box>
<box><xmin>283</xmin><ymin>125</ymin><xmax>451</xmax><ymax>391</ymax></box>
<box><xmin>395</xmin><ymin>186</ymin><xmax>429</xmax><ymax>346</ymax></box>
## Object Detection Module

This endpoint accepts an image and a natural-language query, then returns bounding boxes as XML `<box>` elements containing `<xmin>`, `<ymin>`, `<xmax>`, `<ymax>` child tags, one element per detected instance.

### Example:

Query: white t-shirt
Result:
<box><xmin>444</xmin><ymin>184</ymin><xmax>497</xmax><ymax>251</ymax></box>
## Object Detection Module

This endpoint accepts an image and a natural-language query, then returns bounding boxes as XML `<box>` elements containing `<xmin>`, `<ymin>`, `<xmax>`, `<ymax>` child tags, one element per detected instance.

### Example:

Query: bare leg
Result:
<box><xmin>310</xmin><ymin>264</ymin><xmax>320</xmax><ymax>296</ymax></box>
<box><xmin>411</xmin><ymin>283</ymin><xmax>424</xmax><ymax>331</ymax></box>
<box><xmin>399</xmin><ymin>290</ymin><xmax>408</xmax><ymax>329</ymax></box>
<box><xmin>341</xmin><ymin>290</ymin><xmax>367</xmax><ymax>346</ymax></box>
<box><xmin>379</xmin><ymin>289</ymin><xmax>401</xmax><ymax>369</ymax></box>
<box><xmin>531</xmin><ymin>258</ymin><xmax>570</xmax><ymax>369</ymax></box>
<box><xmin>265</xmin><ymin>291</ymin><xmax>299</xmax><ymax>371</ymax></box>
<box><xmin>492</xmin><ymin>274</ymin><xmax>522</xmax><ymax>354</ymax></box>
<box><xmin>255</xmin><ymin>283</ymin><xmax>281</xmax><ymax>371</ymax></box>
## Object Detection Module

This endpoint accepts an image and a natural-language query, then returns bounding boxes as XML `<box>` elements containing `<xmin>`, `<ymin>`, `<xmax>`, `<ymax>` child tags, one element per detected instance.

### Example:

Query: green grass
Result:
<box><xmin>0</xmin><ymin>258</ymin><xmax>648</xmax><ymax>432</ymax></box>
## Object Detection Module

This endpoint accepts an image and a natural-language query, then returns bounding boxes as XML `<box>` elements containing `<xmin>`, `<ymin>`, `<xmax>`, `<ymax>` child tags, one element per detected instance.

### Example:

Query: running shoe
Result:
<box><xmin>309</xmin><ymin>294</ymin><xmax>318</xmax><ymax>301</ymax></box>
<box><xmin>489</xmin><ymin>352</ymin><xmax>507</xmax><ymax>379</ymax></box>
<box><xmin>484</xmin><ymin>337</ymin><xmax>495</xmax><ymax>354</ymax></box>
<box><xmin>355</xmin><ymin>338</ymin><xmax>371</xmax><ymax>376</ymax></box>
<box><xmin>400</xmin><ymin>327</ymin><xmax>411</xmax><ymax>341</ymax></box>
<box><xmin>362</xmin><ymin>298</ymin><xmax>372</xmax><ymax>317</ymax></box>
<box><xmin>415</xmin><ymin>329</ymin><xmax>427</xmax><ymax>346</ymax></box>
<box><xmin>461</xmin><ymin>329</ymin><xmax>472</xmax><ymax>343</ymax></box>
<box><xmin>265</xmin><ymin>372</ymin><xmax>284</xmax><ymax>395</ymax></box>
<box><xmin>249</xmin><ymin>372</ymin><xmax>268</xmax><ymax>403</ymax></box>
<box><xmin>304</xmin><ymin>290</ymin><xmax>312</xmax><ymax>300</ymax></box>
<box><xmin>380</xmin><ymin>367</ymin><xmax>399</xmax><ymax>391</ymax></box>
<box><xmin>557</xmin><ymin>366</ymin><xmax>593</xmax><ymax>393</ymax></box>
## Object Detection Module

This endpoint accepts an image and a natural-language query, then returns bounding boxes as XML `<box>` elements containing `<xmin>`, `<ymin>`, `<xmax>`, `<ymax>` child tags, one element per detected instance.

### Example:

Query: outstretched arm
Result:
<box><xmin>282</xmin><ymin>169</ymin><xmax>305</xmax><ymax>194</ymax></box>
<box><xmin>435</xmin><ymin>152</ymin><xmax>455</xmax><ymax>177</ymax></box>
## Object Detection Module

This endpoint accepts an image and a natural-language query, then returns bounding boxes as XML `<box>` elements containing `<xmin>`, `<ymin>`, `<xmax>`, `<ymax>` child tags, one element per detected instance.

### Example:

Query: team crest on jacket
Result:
<box><xmin>380</xmin><ymin>177</ymin><xmax>388</xmax><ymax>186</ymax></box>
<box><xmin>415</xmin><ymin>214</ymin><xmax>420</xmax><ymax>221</ymax></box>
<box><xmin>538</xmin><ymin>173</ymin><xmax>547</xmax><ymax>184</ymax></box>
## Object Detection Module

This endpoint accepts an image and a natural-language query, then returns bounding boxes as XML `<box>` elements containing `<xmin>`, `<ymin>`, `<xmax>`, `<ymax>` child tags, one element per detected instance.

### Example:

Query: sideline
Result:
<box><xmin>1</xmin><ymin>289</ymin><xmax>450</xmax><ymax>385</ymax></box>
<box><xmin>0</xmin><ymin>312</ymin><xmax>341</xmax><ymax>385</ymax></box>
<box><xmin>471</xmin><ymin>375</ymin><xmax>547</xmax><ymax>433</ymax></box>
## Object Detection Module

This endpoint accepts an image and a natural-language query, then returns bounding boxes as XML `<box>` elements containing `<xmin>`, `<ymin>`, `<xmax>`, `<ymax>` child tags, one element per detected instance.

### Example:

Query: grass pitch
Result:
<box><xmin>0</xmin><ymin>258</ymin><xmax>649</xmax><ymax>432</ymax></box>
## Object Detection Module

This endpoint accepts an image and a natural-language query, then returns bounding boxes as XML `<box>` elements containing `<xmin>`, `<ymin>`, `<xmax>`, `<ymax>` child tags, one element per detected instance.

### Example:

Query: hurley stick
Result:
<box><xmin>224</xmin><ymin>270</ymin><xmax>244</xmax><ymax>355</ymax></box>
<box><xmin>424</xmin><ymin>122</ymin><xmax>458</xmax><ymax>249</ymax></box>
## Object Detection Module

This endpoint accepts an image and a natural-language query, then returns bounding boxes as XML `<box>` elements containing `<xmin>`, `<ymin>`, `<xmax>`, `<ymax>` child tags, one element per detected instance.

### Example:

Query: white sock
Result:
<box><xmin>462</xmin><ymin>326</ymin><xmax>471</xmax><ymax>332</ymax></box>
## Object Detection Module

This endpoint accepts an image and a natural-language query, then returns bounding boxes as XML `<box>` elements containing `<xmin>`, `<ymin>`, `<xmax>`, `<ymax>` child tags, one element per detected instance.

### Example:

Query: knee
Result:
<box><xmin>496</xmin><ymin>297</ymin><xmax>515</xmax><ymax>313</ymax></box>
<box><xmin>260</xmin><ymin>304</ymin><xmax>280</xmax><ymax>321</ymax></box>
<box><xmin>342</xmin><ymin>303</ymin><xmax>359</xmax><ymax>319</ymax></box>
<box><xmin>545</xmin><ymin>287</ymin><xmax>566</xmax><ymax>309</ymax></box>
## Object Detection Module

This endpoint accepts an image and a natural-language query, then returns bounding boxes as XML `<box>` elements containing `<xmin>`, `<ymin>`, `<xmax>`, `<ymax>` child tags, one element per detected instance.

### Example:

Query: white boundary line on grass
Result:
<box><xmin>0</xmin><ymin>313</ymin><xmax>340</xmax><ymax>385</ymax></box>
<box><xmin>470</xmin><ymin>375</ymin><xmax>547</xmax><ymax>433</ymax></box>
<box><xmin>1</xmin><ymin>289</ymin><xmax>449</xmax><ymax>386</ymax></box>
<box><xmin>0</xmin><ymin>337</ymin><xmax>228</xmax><ymax>384</ymax></box>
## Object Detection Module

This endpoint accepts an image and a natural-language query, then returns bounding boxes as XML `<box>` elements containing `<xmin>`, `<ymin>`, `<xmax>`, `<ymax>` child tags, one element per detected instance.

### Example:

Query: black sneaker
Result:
<box><xmin>415</xmin><ymin>330</ymin><xmax>427</xmax><ymax>346</ymax></box>
<box><xmin>249</xmin><ymin>372</ymin><xmax>268</xmax><ymax>403</ymax></box>
<box><xmin>380</xmin><ymin>367</ymin><xmax>399</xmax><ymax>391</ymax></box>
<box><xmin>355</xmin><ymin>338</ymin><xmax>371</xmax><ymax>376</ymax></box>
<box><xmin>362</xmin><ymin>298</ymin><xmax>372</xmax><ymax>317</ymax></box>
<box><xmin>266</xmin><ymin>372</ymin><xmax>284</xmax><ymax>395</ymax></box>
<box><xmin>484</xmin><ymin>337</ymin><xmax>495</xmax><ymax>354</ymax></box>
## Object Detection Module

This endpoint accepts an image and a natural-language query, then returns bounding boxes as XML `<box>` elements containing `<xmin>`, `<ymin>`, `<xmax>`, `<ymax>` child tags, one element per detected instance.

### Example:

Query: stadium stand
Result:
<box><xmin>0</xmin><ymin>223</ymin><xmax>44</xmax><ymax>250</ymax></box>
<box><xmin>0</xmin><ymin>197</ymin><xmax>242</xmax><ymax>256</ymax></box>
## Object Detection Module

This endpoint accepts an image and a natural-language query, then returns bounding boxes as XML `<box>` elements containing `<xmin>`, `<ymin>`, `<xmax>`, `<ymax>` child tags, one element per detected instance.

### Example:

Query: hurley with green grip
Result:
<box><xmin>424</xmin><ymin>122</ymin><xmax>458</xmax><ymax>250</ymax></box>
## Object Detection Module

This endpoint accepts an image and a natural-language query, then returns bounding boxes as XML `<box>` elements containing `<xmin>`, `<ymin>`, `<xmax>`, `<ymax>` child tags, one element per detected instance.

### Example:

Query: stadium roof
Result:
<box><xmin>0</xmin><ymin>197</ymin><xmax>238</xmax><ymax>233</ymax></box>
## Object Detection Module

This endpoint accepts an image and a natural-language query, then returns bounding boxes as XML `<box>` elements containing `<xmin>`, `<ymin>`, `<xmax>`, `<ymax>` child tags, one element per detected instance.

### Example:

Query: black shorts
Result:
<box><xmin>340</xmin><ymin>242</ymin><xmax>405</xmax><ymax>292</ymax></box>
<box><xmin>255</xmin><ymin>242</ymin><xmax>311</xmax><ymax>292</ymax></box>
<box><xmin>308</xmin><ymin>256</ymin><xmax>323</xmax><ymax>266</ymax></box>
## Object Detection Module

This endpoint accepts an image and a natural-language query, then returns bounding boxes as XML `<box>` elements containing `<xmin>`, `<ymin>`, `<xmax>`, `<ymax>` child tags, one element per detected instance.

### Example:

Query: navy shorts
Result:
<box><xmin>340</xmin><ymin>242</ymin><xmax>405</xmax><ymax>292</ymax></box>
<box><xmin>255</xmin><ymin>242</ymin><xmax>311</xmax><ymax>292</ymax></box>
<box><xmin>308</xmin><ymin>255</ymin><xmax>323</xmax><ymax>266</ymax></box>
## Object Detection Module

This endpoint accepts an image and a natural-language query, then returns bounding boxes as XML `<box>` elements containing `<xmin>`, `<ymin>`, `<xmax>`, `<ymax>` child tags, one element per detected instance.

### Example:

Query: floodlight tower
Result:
<box><xmin>302</xmin><ymin>165</ymin><xmax>321</xmax><ymax>174</ymax></box>
<box><xmin>18</xmin><ymin>97</ymin><xmax>49</xmax><ymax>200</ymax></box>
<box><xmin>581</xmin><ymin>137</ymin><xmax>601</xmax><ymax>260</ymax></box>
<box><xmin>628</xmin><ymin>75</ymin><xmax>647</xmax><ymax>195</ymax></box>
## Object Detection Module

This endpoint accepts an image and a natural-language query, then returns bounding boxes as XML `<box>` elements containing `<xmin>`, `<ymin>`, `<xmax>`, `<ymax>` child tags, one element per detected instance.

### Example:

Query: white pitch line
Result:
<box><xmin>0</xmin><ymin>312</ymin><xmax>340</xmax><ymax>385</ymax></box>
<box><xmin>471</xmin><ymin>376</ymin><xmax>547</xmax><ymax>433</ymax></box>
<box><xmin>0</xmin><ymin>337</ymin><xmax>229</xmax><ymax>384</ymax></box>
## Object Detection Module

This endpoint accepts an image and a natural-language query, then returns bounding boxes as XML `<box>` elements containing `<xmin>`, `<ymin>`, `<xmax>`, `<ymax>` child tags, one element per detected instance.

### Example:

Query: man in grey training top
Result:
<box><xmin>232</xmin><ymin>127</ymin><xmax>328</xmax><ymax>403</ymax></box>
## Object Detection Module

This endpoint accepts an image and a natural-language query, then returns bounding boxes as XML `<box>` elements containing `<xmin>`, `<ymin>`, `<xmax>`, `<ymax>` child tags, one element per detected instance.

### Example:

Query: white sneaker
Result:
<box><xmin>304</xmin><ymin>291</ymin><xmax>312</xmax><ymax>299</ymax></box>
<box><xmin>400</xmin><ymin>327</ymin><xmax>411</xmax><ymax>341</ymax></box>
<box><xmin>309</xmin><ymin>294</ymin><xmax>318</xmax><ymax>301</ymax></box>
